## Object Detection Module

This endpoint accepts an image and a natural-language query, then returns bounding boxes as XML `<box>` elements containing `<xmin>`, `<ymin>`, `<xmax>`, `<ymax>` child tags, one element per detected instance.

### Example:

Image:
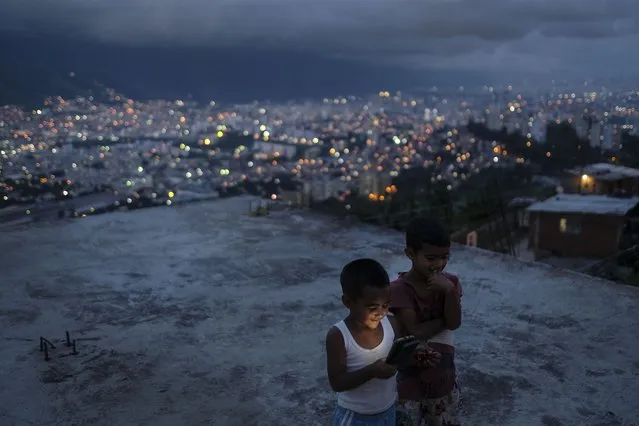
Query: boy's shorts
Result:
<box><xmin>333</xmin><ymin>404</ymin><xmax>396</xmax><ymax>426</ymax></box>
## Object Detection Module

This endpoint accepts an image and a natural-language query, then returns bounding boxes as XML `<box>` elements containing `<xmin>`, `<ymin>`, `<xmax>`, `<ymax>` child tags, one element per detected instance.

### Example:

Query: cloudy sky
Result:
<box><xmin>2</xmin><ymin>0</ymin><xmax>639</xmax><ymax>78</ymax></box>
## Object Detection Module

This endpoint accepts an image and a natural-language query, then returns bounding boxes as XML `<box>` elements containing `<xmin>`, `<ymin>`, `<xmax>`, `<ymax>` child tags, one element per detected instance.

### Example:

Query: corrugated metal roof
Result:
<box><xmin>526</xmin><ymin>194</ymin><xmax>639</xmax><ymax>216</ymax></box>
<box><xmin>508</xmin><ymin>196</ymin><xmax>538</xmax><ymax>207</ymax></box>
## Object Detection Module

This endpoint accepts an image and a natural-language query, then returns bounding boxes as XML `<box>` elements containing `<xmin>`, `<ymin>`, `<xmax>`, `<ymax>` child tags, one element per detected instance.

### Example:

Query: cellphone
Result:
<box><xmin>385</xmin><ymin>335</ymin><xmax>420</xmax><ymax>365</ymax></box>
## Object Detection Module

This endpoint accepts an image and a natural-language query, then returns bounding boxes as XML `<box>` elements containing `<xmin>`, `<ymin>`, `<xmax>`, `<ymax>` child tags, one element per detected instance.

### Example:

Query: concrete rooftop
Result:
<box><xmin>527</xmin><ymin>194</ymin><xmax>639</xmax><ymax>216</ymax></box>
<box><xmin>1</xmin><ymin>196</ymin><xmax>639</xmax><ymax>426</ymax></box>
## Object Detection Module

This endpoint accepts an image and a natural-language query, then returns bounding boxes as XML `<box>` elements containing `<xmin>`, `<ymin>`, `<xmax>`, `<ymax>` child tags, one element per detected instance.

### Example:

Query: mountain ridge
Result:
<box><xmin>1</xmin><ymin>32</ymin><xmax>491</xmax><ymax>107</ymax></box>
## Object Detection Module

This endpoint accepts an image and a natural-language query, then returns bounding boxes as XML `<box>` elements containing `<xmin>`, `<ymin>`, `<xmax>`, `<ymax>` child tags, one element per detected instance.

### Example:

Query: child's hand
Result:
<box><xmin>427</xmin><ymin>274</ymin><xmax>455</xmax><ymax>293</ymax></box>
<box><xmin>370</xmin><ymin>359</ymin><xmax>397</xmax><ymax>379</ymax></box>
<box><xmin>414</xmin><ymin>346</ymin><xmax>441</xmax><ymax>368</ymax></box>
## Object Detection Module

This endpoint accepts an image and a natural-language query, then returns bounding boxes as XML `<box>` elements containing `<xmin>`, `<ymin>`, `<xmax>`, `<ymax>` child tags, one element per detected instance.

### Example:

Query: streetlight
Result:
<box><xmin>580</xmin><ymin>174</ymin><xmax>591</xmax><ymax>192</ymax></box>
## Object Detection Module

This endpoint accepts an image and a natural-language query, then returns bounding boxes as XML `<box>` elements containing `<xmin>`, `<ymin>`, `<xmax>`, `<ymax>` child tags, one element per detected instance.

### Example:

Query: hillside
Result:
<box><xmin>0</xmin><ymin>32</ymin><xmax>488</xmax><ymax>107</ymax></box>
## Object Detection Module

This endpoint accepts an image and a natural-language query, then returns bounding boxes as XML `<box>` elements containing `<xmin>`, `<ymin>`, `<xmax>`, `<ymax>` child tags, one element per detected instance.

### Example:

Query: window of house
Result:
<box><xmin>559</xmin><ymin>217</ymin><xmax>581</xmax><ymax>234</ymax></box>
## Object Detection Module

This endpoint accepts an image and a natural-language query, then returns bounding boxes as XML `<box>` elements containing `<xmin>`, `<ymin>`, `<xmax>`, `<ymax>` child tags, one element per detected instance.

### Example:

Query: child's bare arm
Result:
<box><xmin>325</xmin><ymin>327</ymin><xmax>394</xmax><ymax>392</ymax></box>
<box><xmin>391</xmin><ymin>308</ymin><xmax>445</xmax><ymax>341</ymax></box>
<box><xmin>429</xmin><ymin>274</ymin><xmax>462</xmax><ymax>330</ymax></box>
<box><xmin>443</xmin><ymin>288</ymin><xmax>462</xmax><ymax>330</ymax></box>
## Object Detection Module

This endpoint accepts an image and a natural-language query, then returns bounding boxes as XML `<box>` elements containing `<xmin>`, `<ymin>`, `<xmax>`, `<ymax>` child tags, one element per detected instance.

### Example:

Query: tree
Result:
<box><xmin>387</xmin><ymin>166</ymin><xmax>453</xmax><ymax>228</ymax></box>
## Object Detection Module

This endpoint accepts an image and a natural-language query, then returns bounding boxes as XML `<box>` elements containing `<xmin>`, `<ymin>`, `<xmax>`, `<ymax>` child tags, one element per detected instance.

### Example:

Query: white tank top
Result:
<box><xmin>333</xmin><ymin>316</ymin><xmax>397</xmax><ymax>415</ymax></box>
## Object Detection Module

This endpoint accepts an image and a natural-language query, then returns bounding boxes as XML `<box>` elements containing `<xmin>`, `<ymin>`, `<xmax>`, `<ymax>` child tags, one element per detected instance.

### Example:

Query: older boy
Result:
<box><xmin>389</xmin><ymin>218</ymin><xmax>462</xmax><ymax>426</ymax></box>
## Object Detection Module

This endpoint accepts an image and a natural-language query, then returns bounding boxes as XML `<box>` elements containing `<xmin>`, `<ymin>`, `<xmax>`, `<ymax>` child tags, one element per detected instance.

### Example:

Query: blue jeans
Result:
<box><xmin>333</xmin><ymin>405</ymin><xmax>396</xmax><ymax>426</ymax></box>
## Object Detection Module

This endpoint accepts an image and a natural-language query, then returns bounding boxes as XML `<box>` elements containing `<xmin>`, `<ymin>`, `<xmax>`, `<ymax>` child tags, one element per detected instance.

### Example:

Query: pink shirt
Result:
<box><xmin>389</xmin><ymin>272</ymin><xmax>462</xmax><ymax>400</ymax></box>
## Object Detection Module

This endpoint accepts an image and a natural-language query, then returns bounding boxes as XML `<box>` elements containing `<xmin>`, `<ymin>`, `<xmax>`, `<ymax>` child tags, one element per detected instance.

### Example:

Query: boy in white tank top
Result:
<box><xmin>325</xmin><ymin>258</ymin><xmax>400</xmax><ymax>426</ymax></box>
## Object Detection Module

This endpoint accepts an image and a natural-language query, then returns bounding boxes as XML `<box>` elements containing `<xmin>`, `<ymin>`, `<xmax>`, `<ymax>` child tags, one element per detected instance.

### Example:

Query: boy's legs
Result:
<box><xmin>333</xmin><ymin>405</ymin><xmax>396</xmax><ymax>426</ymax></box>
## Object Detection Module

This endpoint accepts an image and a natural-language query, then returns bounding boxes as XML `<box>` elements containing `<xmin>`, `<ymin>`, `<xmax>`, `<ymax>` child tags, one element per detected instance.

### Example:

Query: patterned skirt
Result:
<box><xmin>395</xmin><ymin>380</ymin><xmax>461</xmax><ymax>426</ymax></box>
<box><xmin>395</xmin><ymin>343</ymin><xmax>462</xmax><ymax>426</ymax></box>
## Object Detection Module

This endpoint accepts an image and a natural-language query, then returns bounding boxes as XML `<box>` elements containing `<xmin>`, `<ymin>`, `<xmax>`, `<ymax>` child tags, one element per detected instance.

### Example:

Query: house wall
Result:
<box><xmin>596</xmin><ymin>178</ymin><xmax>639</xmax><ymax>195</ymax></box>
<box><xmin>563</xmin><ymin>175</ymin><xmax>639</xmax><ymax>195</ymax></box>
<box><xmin>529</xmin><ymin>211</ymin><xmax>625</xmax><ymax>258</ymax></box>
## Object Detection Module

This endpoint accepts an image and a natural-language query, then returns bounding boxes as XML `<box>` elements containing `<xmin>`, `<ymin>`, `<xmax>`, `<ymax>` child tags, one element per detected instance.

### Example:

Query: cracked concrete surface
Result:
<box><xmin>1</xmin><ymin>196</ymin><xmax>638</xmax><ymax>425</ymax></box>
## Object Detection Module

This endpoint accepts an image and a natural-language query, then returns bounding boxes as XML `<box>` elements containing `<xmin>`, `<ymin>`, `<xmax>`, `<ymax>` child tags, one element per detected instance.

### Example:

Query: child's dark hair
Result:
<box><xmin>340</xmin><ymin>258</ymin><xmax>389</xmax><ymax>300</ymax></box>
<box><xmin>406</xmin><ymin>217</ymin><xmax>450</xmax><ymax>252</ymax></box>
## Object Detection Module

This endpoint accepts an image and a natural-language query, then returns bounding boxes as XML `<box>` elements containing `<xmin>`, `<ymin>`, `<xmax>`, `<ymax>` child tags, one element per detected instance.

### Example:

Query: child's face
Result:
<box><xmin>344</xmin><ymin>285</ymin><xmax>391</xmax><ymax>329</ymax></box>
<box><xmin>406</xmin><ymin>243</ymin><xmax>450</xmax><ymax>279</ymax></box>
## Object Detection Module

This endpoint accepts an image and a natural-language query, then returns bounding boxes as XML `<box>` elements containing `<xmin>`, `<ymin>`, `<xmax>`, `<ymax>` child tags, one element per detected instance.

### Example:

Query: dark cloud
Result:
<box><xmin>1</xmin><ymin>0</ymin><xmax>638</xmax><ymax>74</ymax></box>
